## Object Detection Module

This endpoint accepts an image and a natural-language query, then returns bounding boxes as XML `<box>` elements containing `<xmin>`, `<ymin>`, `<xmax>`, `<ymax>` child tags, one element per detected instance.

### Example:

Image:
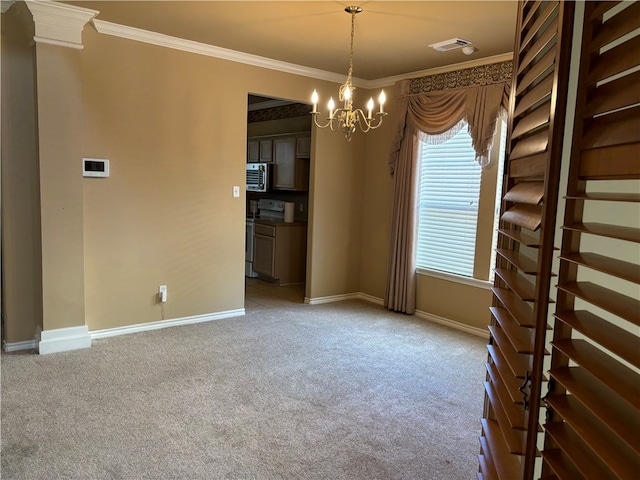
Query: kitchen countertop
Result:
<box><xmin>252</xmin><ymin>218</ymin><xmax>307</xmax><ymax>226</ymax></box>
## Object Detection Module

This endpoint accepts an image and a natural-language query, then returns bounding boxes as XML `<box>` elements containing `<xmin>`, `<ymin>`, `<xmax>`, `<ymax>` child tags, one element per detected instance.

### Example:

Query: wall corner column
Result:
<box><xmin>26</xmin><ymin>0</ymin><xmax>98</xmax><ymax>354</ymax></box>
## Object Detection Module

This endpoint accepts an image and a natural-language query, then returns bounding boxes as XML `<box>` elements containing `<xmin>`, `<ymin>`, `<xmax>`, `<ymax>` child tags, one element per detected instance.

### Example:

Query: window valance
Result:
<box><xmin>389</xmin><ymin>77</ymin><xmax>510</xmax><ymax>173</ymax></box>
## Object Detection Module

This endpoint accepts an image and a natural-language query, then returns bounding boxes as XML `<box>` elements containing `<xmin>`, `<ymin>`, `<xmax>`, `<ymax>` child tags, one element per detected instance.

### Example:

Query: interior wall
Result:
<box><xmin>78</xmin><ymin>26</ymin><xmax>359</xmax><ymax>331</ymax></box>
<box><xmin>1</xmin><ymin>4</ymin><xmax>43</xmax><ymax>343</ymax></box>
<box><xmin>358</xmin><ymin>88</ymin><xmax>394</xmax><ymax>300</ymax></box>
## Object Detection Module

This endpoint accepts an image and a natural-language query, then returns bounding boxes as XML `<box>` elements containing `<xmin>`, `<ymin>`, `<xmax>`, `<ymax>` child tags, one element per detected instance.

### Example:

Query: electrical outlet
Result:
<box><xmin>159</xmin><ymin>285</ymin><xmax>167</xmax><ymax>303</ymax></box>
<box><xmin>233</xmin><ymin>185</ymin><xmax>240</xmax><ymax>198</ymax></box>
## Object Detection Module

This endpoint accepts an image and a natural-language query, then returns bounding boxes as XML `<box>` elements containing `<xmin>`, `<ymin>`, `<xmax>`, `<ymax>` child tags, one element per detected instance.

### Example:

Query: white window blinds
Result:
<box><xmin>416</xmin><ymin>122</ymin><xmax>482</xmax><ymax>277</ymax></box>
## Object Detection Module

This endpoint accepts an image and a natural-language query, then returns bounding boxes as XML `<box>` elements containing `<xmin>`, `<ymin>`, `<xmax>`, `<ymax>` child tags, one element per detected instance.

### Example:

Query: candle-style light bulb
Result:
<box><xmin>344</xmin><ymin>86</ymin><xmax>351</xmax><ymax>100</ymax></box>
<box><xmin>379</xmin><ymin>90</ymin><xmax>386</xmax><ymax>114</ymax></box>
<box><xmin>367</xmin><ymin>97</ymin><xmax>374</xmax><ymax>119</ymax></box>
<box><xmin>328</xmin><ymin>97</ymin><xmax>335</xmax><ymax>118</ymax></box>
<box><xmin>311</xmin><ymin>90</ymin><xmax>319</xmax><ymax>113</ymax></box>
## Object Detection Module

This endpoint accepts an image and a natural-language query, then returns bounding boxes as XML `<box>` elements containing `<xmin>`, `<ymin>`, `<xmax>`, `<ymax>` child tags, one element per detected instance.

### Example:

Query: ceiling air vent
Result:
<box><xmin>429</xmin><ymin>38</ymin><xmax>472</xmax><ymax>52</ymax></box>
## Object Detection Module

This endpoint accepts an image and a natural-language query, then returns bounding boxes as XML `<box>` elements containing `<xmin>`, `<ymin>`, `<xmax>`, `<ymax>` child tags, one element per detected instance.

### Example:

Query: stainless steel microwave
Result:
<box><xmin>246</xmin><ymin>163</ymin><xmax>269</xmax><ymax>192</ymax></box>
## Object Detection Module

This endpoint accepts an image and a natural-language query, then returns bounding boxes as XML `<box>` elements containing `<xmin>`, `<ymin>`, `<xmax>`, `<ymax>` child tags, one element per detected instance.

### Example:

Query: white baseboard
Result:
<box><xmin>304</xmin><ymin>293</ymin><xmax>363</xmax><ymax>305</ymax></box>
<box><xmin>305</xmin><ymin>292</ymin><xmax>384</xmax><ymax>305</ymax></box>
<box><xmin>415</xmin><ymin>309</ymin><xmax>489</xmax><ymax>339</ymax></box>
<box><xmin>90</xmin><ymin>308</ymin><xmax>245</xmax><ymax>340</ymax></box>
<box><xmin>37</xmin><ymin>325</ymin><xmax>92</xmax><ymax>355</ymax></box>
<box><xmin>2</xmin><ymin>339</ymin><xmax>37</xmax><ymax>352</ymax></box>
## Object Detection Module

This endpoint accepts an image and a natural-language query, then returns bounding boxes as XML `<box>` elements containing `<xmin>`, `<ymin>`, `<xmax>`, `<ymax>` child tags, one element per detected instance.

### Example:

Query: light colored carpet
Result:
<box><xmin>1</xmin><ymin>283</ymin><xmax>486</xmax><ymax>479</ymax></box>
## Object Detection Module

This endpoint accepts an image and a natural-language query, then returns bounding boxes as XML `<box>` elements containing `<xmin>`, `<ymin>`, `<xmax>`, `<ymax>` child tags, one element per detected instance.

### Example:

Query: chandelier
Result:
<box><xmin>311</xmin><ymin>6</ymin><xmax>386</xmax><ymax>141</ymax></box>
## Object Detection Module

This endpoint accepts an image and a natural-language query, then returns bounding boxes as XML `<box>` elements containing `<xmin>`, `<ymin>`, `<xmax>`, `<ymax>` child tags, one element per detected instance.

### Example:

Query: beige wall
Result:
<box><xmin>1</xmin><ymin>4</ymin><xmax>43</xmax><ymax>343</ymax></box>
<box><xmin>78</xmin><ymin>29</ymin><xmax>364</xmax><ymax>330</ymax></box>
<box><xmin>37</xmin><ymin>43</ymin><xmax>87</xmax><ymax>331</ymax></box>
<box><xmin>358</xmin><ymin>89</ymin><xmax>394</xmax><ymax>300</ymax></box>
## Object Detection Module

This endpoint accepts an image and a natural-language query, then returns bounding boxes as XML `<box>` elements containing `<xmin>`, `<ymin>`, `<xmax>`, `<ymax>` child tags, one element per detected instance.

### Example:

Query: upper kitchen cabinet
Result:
<box><xmin>247</xmin><ymin>137</ymin><xmax>273</xmax><ymax>163</ymax></box>
<box><xmin>273</xmin><ymin>136</ymin><xmax>309</xmax><ymax>191</ymax></box>
<box><xmin>296</xmin><ymin>135</ymin><xmax>311</xmax><ymax>158</ymax></box>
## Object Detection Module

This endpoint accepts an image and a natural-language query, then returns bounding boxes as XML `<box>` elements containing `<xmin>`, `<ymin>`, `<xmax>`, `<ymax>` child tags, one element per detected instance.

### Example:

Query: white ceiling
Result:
<box><xmin>66</xmin><ymin>1</ymin><xmax>518</xmax><ymax>81</ymax></box>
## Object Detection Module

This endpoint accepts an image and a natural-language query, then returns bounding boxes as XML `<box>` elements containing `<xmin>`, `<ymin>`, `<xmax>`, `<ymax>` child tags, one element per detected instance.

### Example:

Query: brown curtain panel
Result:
<box><xmin>385</xmin><ymin>79</ymin><xmax>509</xmax><ymax>314</ymax></box>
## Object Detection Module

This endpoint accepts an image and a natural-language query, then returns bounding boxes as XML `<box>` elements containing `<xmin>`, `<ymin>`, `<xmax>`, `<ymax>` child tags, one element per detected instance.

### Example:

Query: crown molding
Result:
<box><xmin>25</xmin><ymin>0</ymin><xmax>98</xmax><ymax>49</ymax></box>
<box><xmin>0</xmin><ymin>0</ymin><xmax>15</xmax><ymax>14</ymax></box>
<box><xmin>92</xmin><ymin>19</ymin><xmax>356</xmax><ymax>85</ymax></box>
<box><xmin>91</xmin><ymin>18</ymin><xmax>513</xmax><ymax>89</ymax></box>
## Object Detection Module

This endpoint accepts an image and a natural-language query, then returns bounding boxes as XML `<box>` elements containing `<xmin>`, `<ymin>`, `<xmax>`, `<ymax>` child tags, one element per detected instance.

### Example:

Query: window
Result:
<box><xmin>416</xmin><ymin>122</ymin><xmax>481</xmax><ymax>277</ymax></box>
<box><xmin>416</xmin><ymin>119</ymin><xmax>506</xmax><ymax>280</ymax></box>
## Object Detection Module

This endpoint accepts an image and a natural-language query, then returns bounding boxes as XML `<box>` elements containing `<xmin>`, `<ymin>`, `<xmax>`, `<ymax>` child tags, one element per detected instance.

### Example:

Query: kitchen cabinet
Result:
<box><xmin>296</xmin><ymin>135</ymin><xmax>311</xmax><ymax>158</ymax></box>
<box><xmin>247</xmin><ymin>138</ymin><xmax>272</xmax><ymax>163</ymax></box>
<box><xmin>253</xmin><ymin>221</ymin><xmax>306</xmax><ymax>285</ymax></box>
<box><xmin>273</xmin><ymin>137</ymin><xmax>309</xmax><ymax>191</ymax></box>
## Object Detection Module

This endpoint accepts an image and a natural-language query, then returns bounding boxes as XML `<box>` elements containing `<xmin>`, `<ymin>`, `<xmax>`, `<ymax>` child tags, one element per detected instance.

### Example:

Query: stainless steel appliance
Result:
<box><xmin>245</xmin><ymin>199</ymin><xmax>286</xmax><ymax>277</ymax></box>
<box><xmin>246</xmin><ymin>163</ymin><xmax>269</xmax><ymax>192</ymax></box>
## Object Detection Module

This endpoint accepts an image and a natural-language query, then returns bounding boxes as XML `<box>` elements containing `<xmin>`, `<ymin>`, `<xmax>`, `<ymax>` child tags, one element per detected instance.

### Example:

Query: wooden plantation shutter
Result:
<box><xmin>541</xmin><ymin>2</ymin><xmax>640</xmax><ymax>479</ymax></box>
<box><xmin>478</xmin><ymin>1</ymin><xmax>575</xmax><ymax>479</ymax></box>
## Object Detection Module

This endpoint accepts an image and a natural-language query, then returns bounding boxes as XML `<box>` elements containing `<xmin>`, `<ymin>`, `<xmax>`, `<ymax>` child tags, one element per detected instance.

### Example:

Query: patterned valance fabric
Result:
<box><xmin>248</xmin><ymin>103</ymin><xmax>311</xmax><ymax>123</ymax></box>
<box><xmin>409</xmin><ymin>61</ymin><xmax>512</xmax><ymax>94</ymax></box>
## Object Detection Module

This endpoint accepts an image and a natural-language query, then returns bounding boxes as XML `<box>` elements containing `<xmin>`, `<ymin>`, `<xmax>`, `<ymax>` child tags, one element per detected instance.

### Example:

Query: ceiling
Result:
<box><xmin>66</xmin><ymin>1</ymin><xmax>518</xmax><ymax>81</ymax></box>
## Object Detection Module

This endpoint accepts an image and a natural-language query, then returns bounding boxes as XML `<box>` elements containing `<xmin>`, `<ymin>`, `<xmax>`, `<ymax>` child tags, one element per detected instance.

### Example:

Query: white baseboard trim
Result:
<box><xmin>37</xmin><ymin>325</ymin><xmax>92</xmax><ymax>355</ymax></box>
<box><xmin>2</xmin><ymin>339</ymin><xmax>37</xmax><ymax>352</ymax></box>
<box><xmin>90</xmin><ymin>308</ymin><xmax>245</xmax><ymax>340</ymax></box>
<box><xmin>357</xmin><ymin>293</ymin><xmax>384</xmax><ymax>306</ymax></box>
<box><xmin>415</xmin><ymin>309</ymin><xmax>489</xmax><ymax>339</ymax></box>
<box><xmin>305</xmin><ymin>292</ymin><xmax>384</xmax><ymax>306</ymax></box>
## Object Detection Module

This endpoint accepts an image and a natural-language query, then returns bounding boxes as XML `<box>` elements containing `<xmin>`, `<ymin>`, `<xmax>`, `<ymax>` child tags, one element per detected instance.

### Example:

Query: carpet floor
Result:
<box><xmin>1</xmin><ymin>280</ymin><xmax>486</xmax><ymax>479</ymax></box>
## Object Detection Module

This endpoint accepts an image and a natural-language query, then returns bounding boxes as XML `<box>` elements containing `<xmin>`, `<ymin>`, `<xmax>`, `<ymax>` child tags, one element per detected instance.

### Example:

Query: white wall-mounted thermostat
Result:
<box><xmin>83</xmin><ymin>158</ymin><xmax>110</xmax><ymax>177</ymax></box>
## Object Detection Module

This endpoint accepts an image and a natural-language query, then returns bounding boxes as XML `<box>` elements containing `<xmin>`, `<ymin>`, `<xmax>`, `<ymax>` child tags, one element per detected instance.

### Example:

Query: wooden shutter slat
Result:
<box><xmin>510</xmin><ymin>130</ymin><xmax>549</xmax><ymax>160</ymax></box>
<box><xmin>478</xmin><ymin>440</ymin><xmax>499</xmax><ymax>480</ymax></box>
<box><xmin>562</xmin><ymin>222</ymin><xmax>640</xmax><ymax>243</ymax></box>
<box><xmin>490</xmin><ymin>308</ymin><xmax>535</xmax><ymax>354</ymax></box>
<box><xmin>546</xmin><ymin>395</ymin><xmax>639</xmax><ymax>479</ymax></box>
<box><xmin>481</xmin><ymin>418</ymin><xmax>523</xmax><ymax>478</ymax></box>
<box><xmin>559</xmin><ymin>252</ymin><xmax>640</xmax><ymax>284</ymax></box>
<box><xmin>564</xmin><ymin>192</ymin><xmax>640</xmax><ymax>202</ymax></box>
<box><xmin>486</xmin><ymin>363</ymin><xmax>527</xmax><ymax>430</ymax></box>
<box><xmin>496</xmin><ymin>249</ymin><xmax>538</xmax><ymax>275</ymax></box>
<box><xmin>589</xmin><ymin>1</ymin><xmax>622</xmax><ymax>20</ymax></box>
<box><xmin>552</xmin><ymin>339</ymin><xmax>640</xmax><ymax>409</ymax></box>
<box><xmin>493</xmin><ymin>288</ymin><xmax>536</xmax><ymax>328</ymax></box>
<box><xmin>509</xmin><ymin>153</ymin><xmax>547</xmax><ymax>179</ymax></box>
<box><xmin>498</xmin><ymin>228</ymin><xmax>541</xmax><ymax>247</ymax></box>
<box><xmin>554</xmin><ymin>311</ymin><xmax>640</xmax><ymax>369</ymax></box>
<box><xmin>501</xmin><ymin>204</ymin><xmax>543</xmax><ymax>231</ymax></box>
<box><xmin>489</xmin><ymin>326</ymin><xmax>529</xmax><ymax>379</ymax></box>
<box><xmin>514</xmin><ymin>75</ymin><xmax>554</xmax><ymax>118</ymax></box>
<box><xmin>582</xmin><ymin>106</ymin><xmax>640</xmax><ymax>150</ymax></box>
<box><xmin>517</xmin><ymin>17</ymin><xmax>559</xmax><ymax>76</ymax></box>
<box><xmin>516</xmin><ymin>48</ymin><xmax>555</xmax><ymax>96</ymax></box>
<box><xmin>494</xmin><ymin>270</ymin><xmax>537</xmax><ymax>302</ymax></box>
<box><xmin>483</xmin><ymin>384</ymin><xmax>527</xmax><ymax>455</ymax></box>
<box><xmin>488</xmin><ymin>345</ymin><xmax>526</xmax><ymax>405</ymax></box>
<box><xmin>591</xmin><ymin>2</ymin><xmax>640</xmax><ymax>51</ymax></box>
<box><xmin>584</xmin><ymin>71</ymin><xmax>640</xmax><ymax>118</ymax></box>
<box><xmin>520</xmin><ymin>2</ymin><xmax>559</xmax><ymax>54</ymax></box>
<box><xmin>557</xmin><ymin>281</ymin><xmax>640</xmax><ymax>325</ymax></box>
<box><xmin>522</xmin><ymin>0</ymin><xmax>544</xmax><ymax>34</ymax></box>
<box><xmin>550</xmin><ymin>367</ymin><xmax>640</xmax><ymax>455</ymax></box>
<box><xmin>588</xmin><ymin>34</ymin><xmax>640</xmax><ymax>85</ymax></box>
<box><xmin>542</xmin><ymin>449</ymin><xmax>588</xmax><ymax>480</ymax></box>
<box><xmin>578</xmin><ymin>143</ymin><xmax>640</xmax><ymax>179</ymax></box>
<box><xmin>543</xmin><ymin>423</ymin><xmax>613</xmax><ymax>479</ymax></box>
<box><xmin>511</xmin><ymin>101</ymin><xmax>551</xmax><ymax>140</ymax></box>
<box><xmin>504</xmin><ymin>181</ymin><xmax>545</xmax><ymax>204</ymax></box>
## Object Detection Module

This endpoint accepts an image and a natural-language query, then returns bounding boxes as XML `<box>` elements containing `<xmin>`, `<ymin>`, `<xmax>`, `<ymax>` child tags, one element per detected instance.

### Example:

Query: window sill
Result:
<box><xmin>416</xmin><ymin>267</ymin><xmax>492</xmax><ymax>290</ymax></box>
